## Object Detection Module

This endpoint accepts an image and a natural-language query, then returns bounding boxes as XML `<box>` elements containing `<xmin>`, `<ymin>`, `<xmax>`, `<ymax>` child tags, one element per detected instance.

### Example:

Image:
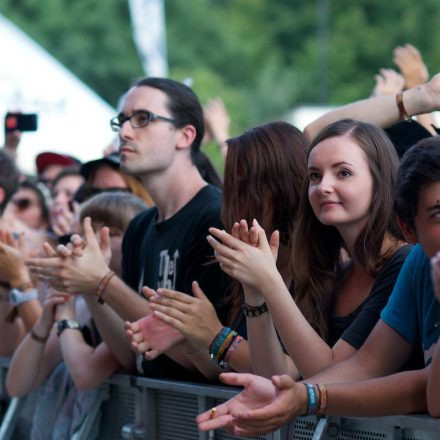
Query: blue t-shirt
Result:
<box><xmin>381</xmin><ymin>244</ymin><xmax>440</xmax><ymax>366</ymax></box>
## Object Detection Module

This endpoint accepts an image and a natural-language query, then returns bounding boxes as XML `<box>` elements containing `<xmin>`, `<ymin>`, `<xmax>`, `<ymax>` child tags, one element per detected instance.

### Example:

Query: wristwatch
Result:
<box><xmin>9</xmin><ymin>288</ymin><xmax>38</xmax><ymax>306</ymax></box>
<box><xmin>56</xmin><ymin>319</ymin><xmax>81</xmax><ymax>337</ymax></box>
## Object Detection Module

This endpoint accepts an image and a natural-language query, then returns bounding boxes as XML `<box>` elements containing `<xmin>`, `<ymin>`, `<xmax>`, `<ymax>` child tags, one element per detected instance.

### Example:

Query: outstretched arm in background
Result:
<box><xmin>304</xmin><ymin>72</ymin><xmax>440</xmax><ymax>140</ymax></box>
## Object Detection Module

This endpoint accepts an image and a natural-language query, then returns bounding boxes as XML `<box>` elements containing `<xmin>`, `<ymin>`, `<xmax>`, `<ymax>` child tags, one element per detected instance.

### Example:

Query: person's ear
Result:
<box><xmin>397</xmin><ymin>217</ymin><xmax>418</xmax><ymax>244</ymax></box>
<box><xmin>175</xmin><ymin>124</ymin><xmax>196</xmax><ymax>151</ymax></box>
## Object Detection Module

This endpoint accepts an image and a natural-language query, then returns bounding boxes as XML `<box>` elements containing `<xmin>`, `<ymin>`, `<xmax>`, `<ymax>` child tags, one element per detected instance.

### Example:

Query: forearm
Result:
<box><xmin>427</xmin><ymin>343</ymin><xmax>440</xmax><ymax>417</ymax></box>
<box><xmin>6</xmin><ymin>321</ymin><xmax>57</xmax><ymax>396</ymax></box>
<box><xmin>261</xmin><ymin>275</ymin><xmax>336</xmax><ymax>378</ymax></box>
<box><xmin>0</xmin><ymin>303</ymin><xmax>25</xmax><ymax>356</ymax></box>
<box><xmin>245</xmin><ymin>287</ymin><xmax>296</xmax><ymax>377</ymax></box>
<box><xmin>59</xmin><ymin>331</ymin><xmax>120</xmax><ymax>389</ymax></box>
<box><xmin>84</xmin><ymin>295</ymin><xmax>135</xmax><ymax>370</ymax></box>
<box><xmin>322</xmin><ymin>368</ymin><xmax>428</xmax><ymax>417</ymax></box>
<box><xmin>304</xmin><ymin>81</ymin><xmax>437</xmax><ymax>140</ymax></box>
<box><xmin>17</xmin><ymin>299</ymin><xmax>42</xmax><ymax>331</ymax></box>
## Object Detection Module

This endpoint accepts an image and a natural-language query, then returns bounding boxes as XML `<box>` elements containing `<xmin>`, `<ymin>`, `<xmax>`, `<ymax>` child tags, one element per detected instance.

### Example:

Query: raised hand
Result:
<box><xmin>372</xmin><ymin>68</ymin><xmax>404</xmax><ymax>97</ymax></box>
<box><xmin>149</xmin><ymin>281</ymin><xmax>223</xmax><ymax>351</ymax></box>
<box><xmin>203</xmin><ymin>98</ymin><xmax>230</xmax><ymax>147</ymax></box>
<box><xmin>393</xmin><ymin>44</ymin><xmax>429</xmax><ymax>88</ymax></box>
<box><xmin>26</xmin><ymin>217</ymin><xmax>109</xmax><ymax>295</ymax></box>
<box><xmin>207</xmin><ymin>219</ymin><xmax>280</xmax><ymax>290</ymax></box>
<box><xmin>33</xmin><ymin>288</ymin><xmax>69</xmax><ymax>338</ymax></box>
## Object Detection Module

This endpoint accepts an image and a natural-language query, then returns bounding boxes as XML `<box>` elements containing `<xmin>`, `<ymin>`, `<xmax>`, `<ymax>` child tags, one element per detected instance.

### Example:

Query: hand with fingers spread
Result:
<box><xmin>197</xmin><ymin>372</ymin><xmax>306</xmax><ymax>435</ymax></box>
<box><xmin>50</xmin><ymin>201</ymin><xmax>80</xmax><ymax>237</ymax></box>
<box><xmin>393</xmin><ymin>43</ymin><xmax>429</xmax><ymax>88</ymax></box>
<box><xmin>0</xmin><ymin>230</ymin><xmax>31</xmax><ymax>287</ymax></box>
<box><xmin>372</xmin><ymin>68</ymin><xmax>404</xmax><ymax>97</ymax></box>
<box><xmin>26</xmin><ymin>217</ymin><xmax>110</xmax><ymax>295</ymax></box>
<box><xmin>207</xmin><ymin>219</ymin><xmax>280</xmax><ymax>291</ymax></box>
<box><xmin>148</xmin><ymin>281</ymin><xmax>223</xmax><ymax>352</ymax></box>
<box><xmin>125</xmin><ymin>287</ymin><xmax>185</xmax><ymax>360</ymax></box>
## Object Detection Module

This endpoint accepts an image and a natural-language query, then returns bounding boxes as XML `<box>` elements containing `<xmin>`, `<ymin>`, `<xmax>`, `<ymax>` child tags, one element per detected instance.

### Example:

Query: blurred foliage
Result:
<box><xmin>2</xmin><ymin>0</ymin><xmax>440</xmax><ymax>142</ymax></box>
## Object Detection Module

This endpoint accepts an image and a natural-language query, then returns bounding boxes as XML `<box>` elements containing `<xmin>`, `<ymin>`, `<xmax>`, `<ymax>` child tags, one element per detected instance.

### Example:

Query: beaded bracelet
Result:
<box><xmin>242</xmin><ymin>301</ymin><xmax>268</xmax><ymax>317</ymax></box>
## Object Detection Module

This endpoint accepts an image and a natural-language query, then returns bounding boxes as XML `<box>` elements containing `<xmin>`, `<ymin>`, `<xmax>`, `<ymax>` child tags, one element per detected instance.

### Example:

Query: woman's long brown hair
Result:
<box><xmin>291</xmin><ymin>119</ymin><xmax>402</xmax><ymax>339</ymax></box>
<box><xmin>221</xmin><ymin>121</ymin><xmax>308</xmax><ymax>324</ymax></box>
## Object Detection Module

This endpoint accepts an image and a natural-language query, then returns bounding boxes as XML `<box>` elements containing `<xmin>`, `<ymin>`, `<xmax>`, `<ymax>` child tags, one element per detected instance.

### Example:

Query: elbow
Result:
<box><xmin>302</xmin><ymin>124</ymin><xmax>315</xmax><ymax>142</ymax></box>
<box><xmin>427</xmin><ymin>390</ymin><xmax>440</xmax><ymax>418</ymax></box>
<box><xmin>71</xmin><ymin>371</ymin><xmax>100</xmax><ymax>390</ymax></box>
<box><xmin>6</xmin><ymin>378</ymin><xmax>31</xmax><ymax>398</ymax></box>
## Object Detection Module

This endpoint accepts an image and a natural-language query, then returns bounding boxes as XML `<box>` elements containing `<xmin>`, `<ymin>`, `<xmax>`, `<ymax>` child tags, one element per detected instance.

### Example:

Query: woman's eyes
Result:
<box><xmin>338</xmin><ymin>169</ymin><xmax>352</xmax><ymax>178</ymax></box>
<box><xmin>308</xmin><ymin>172</ymin><xmax>321</xmax><ymax>181</ymax></box>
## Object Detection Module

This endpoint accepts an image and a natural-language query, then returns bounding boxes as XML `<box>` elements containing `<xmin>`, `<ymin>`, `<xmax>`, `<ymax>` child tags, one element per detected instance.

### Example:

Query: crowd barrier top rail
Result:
<box><xmin>1</xmin><ymin>356</ymin><xmax>439</xmax><ymax>439</ymax></box>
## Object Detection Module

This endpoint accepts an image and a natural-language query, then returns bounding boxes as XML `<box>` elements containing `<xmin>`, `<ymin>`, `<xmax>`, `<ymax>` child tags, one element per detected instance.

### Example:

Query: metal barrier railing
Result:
<box><xmin>1</xmin><ymin>357</ymin><xmax>439</xmax><ymax>439</ymax></box>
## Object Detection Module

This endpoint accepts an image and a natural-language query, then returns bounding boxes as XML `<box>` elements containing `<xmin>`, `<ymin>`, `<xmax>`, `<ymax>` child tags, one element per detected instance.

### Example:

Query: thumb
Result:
<box><xmin>99</xmin><ymin>226</ymin><xmax>111</xmax><ymax>253</ymax></box>
<box><xmin>269</xmin><ymin>230</ymin><xmax>280</xmax><ymax>261</ymax></box>
<box><xmin>192</xmin><ymin>281</ymin><xmax>207</xmax><ymax>300</ymax></box>
<box><xmin>272</xmin><ymin>374</ymin><xmax>294</xmax><ymax>390</ymax></box>
<box><xmin>82</xmin><ymin>217</ymin><xmax>100</xmax><ymax>250</ymax></box>
<box><xmin>252</xmin><ymin>219</ymin><xmax>270</xmax><ymax>252</ymax></box>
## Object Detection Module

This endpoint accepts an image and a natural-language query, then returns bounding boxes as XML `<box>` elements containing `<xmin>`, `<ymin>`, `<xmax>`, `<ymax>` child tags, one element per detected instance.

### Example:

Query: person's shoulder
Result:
<box><xmin>124</xmin><ymin>206</ymin><xmax>157</xmax><ymax>239</ymax></box>
<box><xmin>406</xmin><ymin>244</ymin><xmax>430</xmax><ymax>269</ymax></box>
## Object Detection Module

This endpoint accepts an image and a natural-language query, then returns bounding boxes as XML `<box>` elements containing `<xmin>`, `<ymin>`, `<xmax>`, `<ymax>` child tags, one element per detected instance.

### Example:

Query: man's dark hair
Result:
<box><xmin>132</xmin><ymin>77</ymin><xmax>221</xmax><ymax>187</ymax></box>
<box><xmin>395</xmin><ymin>137</ymin><xmax>440</xmax><ymax>229</ymax></box>
<box><xmin>0</xmin><ymin>150</ymin><xmax>19</xmax><ymax>215</ymax></box>
<box><xmin>133</xmin><ymin>77</ymin><xmax>204</xmax><ymax>157</ymax></box>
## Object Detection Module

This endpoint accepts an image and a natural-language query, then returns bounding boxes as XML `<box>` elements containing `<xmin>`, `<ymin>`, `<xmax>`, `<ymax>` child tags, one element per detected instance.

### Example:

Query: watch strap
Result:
<box><xmin>57</xmin><ymin>319</ymin><xmax>81</xmax><ymax>337</ymax></box>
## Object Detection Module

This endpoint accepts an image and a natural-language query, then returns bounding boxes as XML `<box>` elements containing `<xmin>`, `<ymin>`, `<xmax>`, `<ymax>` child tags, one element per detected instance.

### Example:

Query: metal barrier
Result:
<box><xmin>1</xmin><ymin>357</ymin><xmax>439</xmax><ymax>439</ymax></box>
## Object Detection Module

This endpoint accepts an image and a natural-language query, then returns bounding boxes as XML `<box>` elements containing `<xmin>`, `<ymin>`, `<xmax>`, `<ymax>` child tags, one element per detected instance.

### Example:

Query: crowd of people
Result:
<box><xmin>0</xmin><ymin>43</ymin><xmax>439</xmax><ymax>438</ymax></box>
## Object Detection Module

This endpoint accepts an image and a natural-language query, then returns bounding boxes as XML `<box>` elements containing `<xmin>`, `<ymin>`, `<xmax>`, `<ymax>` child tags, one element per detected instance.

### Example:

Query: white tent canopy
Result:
<box><xmin>0</xmin><ymin>13</ymin><xmax>116</xmax><ymax>175</ymax></box>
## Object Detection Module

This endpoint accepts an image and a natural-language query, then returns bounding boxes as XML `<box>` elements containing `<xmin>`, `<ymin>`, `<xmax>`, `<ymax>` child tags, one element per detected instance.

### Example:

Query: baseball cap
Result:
<box><xmin>80</xmin><ymin>152</ymin><xmax>121</xmax><ymax>180</ymax></box>
<box><xmin>36</xmin><ymin>152</ymin><xmax>81</xmax><ymax>175</ymax></box>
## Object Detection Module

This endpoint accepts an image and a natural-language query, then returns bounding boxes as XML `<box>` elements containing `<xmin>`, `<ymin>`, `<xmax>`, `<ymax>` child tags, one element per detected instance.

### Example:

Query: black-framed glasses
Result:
<box><xmin>110</xmin><ymin>110</ymin><xmax>177</xmax><ymax>132</ymax></box>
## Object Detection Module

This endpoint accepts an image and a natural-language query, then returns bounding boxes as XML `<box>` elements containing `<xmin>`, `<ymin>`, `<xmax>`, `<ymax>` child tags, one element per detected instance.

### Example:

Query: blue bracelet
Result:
<box><xmin>209</xmin><ymin>327</ymin><xmax>231</xmax><ymax>358</ymax></box>
<box><xmin>305</xmin><ymin>383</ymin><xmax>318</xmax><ymax>415</ymax></box>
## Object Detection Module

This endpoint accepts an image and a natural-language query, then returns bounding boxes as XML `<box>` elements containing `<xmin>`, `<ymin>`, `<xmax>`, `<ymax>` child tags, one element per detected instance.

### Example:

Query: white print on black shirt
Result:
<box><xmin>158</xmin><ymin>249</ymin><xmax>179</xmax><ymax>289</ymax></box>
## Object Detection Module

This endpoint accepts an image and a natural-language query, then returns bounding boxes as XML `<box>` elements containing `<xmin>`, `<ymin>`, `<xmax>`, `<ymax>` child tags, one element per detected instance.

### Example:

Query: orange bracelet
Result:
<box><xmin>317</xmin><ymin>384</ymin><xmax>328</xmax><ymax>414</ymax></box>
<box><xmin>96</xmin><ymin>270</ymin><xmax>115</xmax><ymax>304</ymax></box>
<box><xmin>396</xmin><ymin>92</ymin><xmax>411</xmax><ymax>121</ymax></box>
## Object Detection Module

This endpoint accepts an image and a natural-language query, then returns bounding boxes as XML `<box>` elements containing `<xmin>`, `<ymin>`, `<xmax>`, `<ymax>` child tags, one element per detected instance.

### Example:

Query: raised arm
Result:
<box><xmin>56</xmin><ymin>296</ymin><xmax>122</xmax><ymax>389</ymax></box>
<box><xmin>6</xmin><ymin>289</ymin><xmax>65</xmax><ymax>396</ymax></box>
<box><xmin>304</xmin><ymin>72</ymin><xmax>440</xmax><ymax>140</ymax></box>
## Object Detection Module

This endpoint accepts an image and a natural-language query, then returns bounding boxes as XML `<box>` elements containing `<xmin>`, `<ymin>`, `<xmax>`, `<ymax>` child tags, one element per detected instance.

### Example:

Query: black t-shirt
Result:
<box><xmin>327</xmin><ymin>245</ymin><xmax>412</xmax><ymax>349</ymax></box>
<box><xmin>122</xmin><ymin>184</ymin><xmax>231</xmax><ymax>380</ymax></box>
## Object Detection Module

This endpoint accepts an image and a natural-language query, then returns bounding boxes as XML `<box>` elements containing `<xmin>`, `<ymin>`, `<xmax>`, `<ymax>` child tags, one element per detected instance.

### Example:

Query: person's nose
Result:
<box><xmin>317</xmin><ymin>174</ymin><xmax>334</xmax><ymax>195</ymax></box>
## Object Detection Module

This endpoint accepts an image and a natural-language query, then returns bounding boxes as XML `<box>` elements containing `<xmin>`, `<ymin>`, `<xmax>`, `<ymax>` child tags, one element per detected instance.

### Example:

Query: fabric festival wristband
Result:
<box><xmin>304</xmin><ymin>383</ymin><xmax>318</xmax><ymax>415</ymax></box>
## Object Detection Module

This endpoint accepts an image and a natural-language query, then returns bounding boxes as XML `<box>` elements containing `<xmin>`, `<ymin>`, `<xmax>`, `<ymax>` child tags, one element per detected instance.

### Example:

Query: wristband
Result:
<box><xmin>304</xmin><ymin>383</ymin><xmax>318</xmax><ymax>415</ymax></box>
<box><xmin>396</xmin><ymin>92</ymin><xmax>411</xmax><ymax>121</ymax></box>
<box><xmin>56</xmin><ymin>319</ymin><xmax>80</xmax><ymax>337</ymax></box>
<box><xmin>9</xmin><ymin>288</ymin><xmax>38</xmax><ymax>306</ymax></box>
<box><xmin>96</xmin><ymin>270</ymin><xmax>115</xmax><ymax>304</ymax></box>
<box><xmin>30</xmin><ymin>328</ymin><xmax>49</xmax><ymax>344</ymax></box>
<box><xmin>242</xmin><ymin>301</ymin><xmax>268</xmax><ymax>317</ymax></box>
<box><xmin>317</xmin><ymin>384</ymin><xmax>328</xmax><ymax>415</ymax></box>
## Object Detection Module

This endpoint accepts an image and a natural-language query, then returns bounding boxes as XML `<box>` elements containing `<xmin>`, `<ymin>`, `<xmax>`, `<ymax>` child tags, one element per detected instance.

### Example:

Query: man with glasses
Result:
<box><xmin>29</xmin><ymin>78</ymin><xmax>229</xmax><ymax>380</ymax></box>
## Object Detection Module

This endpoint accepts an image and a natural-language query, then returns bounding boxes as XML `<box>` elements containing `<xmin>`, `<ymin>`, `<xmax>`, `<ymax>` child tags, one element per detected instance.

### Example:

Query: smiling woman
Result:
<box><xmin>207</xmin><ymin>119</ymin><xmax>414</xmax><ymax>381</ymax></box>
